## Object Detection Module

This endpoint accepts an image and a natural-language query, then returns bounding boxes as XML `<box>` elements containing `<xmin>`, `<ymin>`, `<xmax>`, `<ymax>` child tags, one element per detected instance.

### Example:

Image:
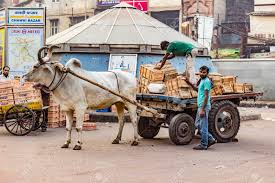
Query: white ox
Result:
<box><xmin>24</xmin><ymin>46</ymin><xmax>139</xmax><ymax>150</ymax></box>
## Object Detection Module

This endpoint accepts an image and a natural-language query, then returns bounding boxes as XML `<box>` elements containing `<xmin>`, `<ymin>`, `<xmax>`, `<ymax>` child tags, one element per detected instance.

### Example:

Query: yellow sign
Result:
<box><xmin>0</xmin><ymin>28</ymin><xmax>5</xmax><ymax>69</ymax></box>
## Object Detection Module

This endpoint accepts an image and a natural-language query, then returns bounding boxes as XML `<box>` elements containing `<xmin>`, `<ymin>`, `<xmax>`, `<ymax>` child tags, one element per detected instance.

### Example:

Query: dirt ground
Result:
<box><xmin>0</xmin><ymin>109</ymin><xmax>275</xmax><ymax>183</ymax></box>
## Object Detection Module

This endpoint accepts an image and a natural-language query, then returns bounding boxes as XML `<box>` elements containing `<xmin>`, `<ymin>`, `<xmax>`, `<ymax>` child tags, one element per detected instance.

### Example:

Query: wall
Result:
<box><xmin>255</xmin><ymin>0</ymin><xmax>275</xmax><ymax>4</ymax></box>
<box><xmin>255</xmin><ymin>5</ymin><xmax>275</xmax><ymax>11</ymax></box>
<box><xmin>250</xmin><ymin>15</ymin><xmax>275</xmax><ymax>35</ymax></box>
<box><xmin>149</xmin><ymin>0</ymin><xmax>181</xmax><ymax>11</ymax></box>
<box><xmin>213</xmin><ymin>59</ymin><xmax>275</xmax><ymax>100</ymax></box>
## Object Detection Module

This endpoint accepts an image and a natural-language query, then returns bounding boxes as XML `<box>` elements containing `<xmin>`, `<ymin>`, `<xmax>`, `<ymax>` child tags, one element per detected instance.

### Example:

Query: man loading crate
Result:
<box><xmin>155</xmin><ymin>41</ymin><xmax>198</xmax><ymax>85</ymax></box>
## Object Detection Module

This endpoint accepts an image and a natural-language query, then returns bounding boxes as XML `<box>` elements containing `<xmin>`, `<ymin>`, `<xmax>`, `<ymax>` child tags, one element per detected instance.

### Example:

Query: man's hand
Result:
<box><xmin>199</xmin><ymin>108</ymin><xmax>206</xmax><ymax>118</ymax></box>
<box><xmin>154</xmin><ymin>62</ymin><xmax>163</xmax><ymax>70</ymax></box>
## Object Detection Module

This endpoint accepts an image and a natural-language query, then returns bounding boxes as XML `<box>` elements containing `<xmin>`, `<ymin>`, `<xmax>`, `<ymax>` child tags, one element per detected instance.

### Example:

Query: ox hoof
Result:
<box><xmin>131</xmin><ymin>141</ymin><xmax>139</xmax><ymax>146</ymax></box>
<box><xmin>112</xmin><ymin>139</ymin><xmax>120</xmax><ymax>144</ymax></box>
<box><xmin>61</xmin><ymin>143</ymin><xmax>70</xmax><ymax>148</ymax></box>
<box><xmin>73</xmin><ymin>145</ymin><xmax>82</xmax><ymax>150</ymax></box>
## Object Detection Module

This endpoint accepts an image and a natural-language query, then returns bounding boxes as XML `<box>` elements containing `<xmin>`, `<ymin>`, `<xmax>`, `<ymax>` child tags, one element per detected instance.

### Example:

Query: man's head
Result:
<box><xmin>2</xmin><ymin>66</ymin><xmax>10</xmax><ymax>77</ymax></box>
<box><xmin>199</xmin><ymin>66</ymin><xmax>209</xmax><ymax>79</ymax></box>
<box><xmin>160</xmin><ymin>41</ymin><xmax>170</xmax><ymax>50</ymax></box>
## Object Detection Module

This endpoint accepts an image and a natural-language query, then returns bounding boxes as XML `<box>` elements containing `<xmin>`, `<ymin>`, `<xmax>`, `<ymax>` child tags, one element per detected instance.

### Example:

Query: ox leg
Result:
<box><xmin>126</xmin><ymin>103</ymin><xmax>139</xmax><ymax>146</ymax></box>
<box><xmin>73</xmin><ymin>109</ymin><xmax>85</xmax><ymax>150</ymax></box>
<box><xmin>61</xmin><ymin>111</ymin><xmax>73</xmax><ymax>149</ymax></box>
<box><xmin>112</xmin><ymin>102</ymin><xmax>125</xmax><ymax>144</ymax></box>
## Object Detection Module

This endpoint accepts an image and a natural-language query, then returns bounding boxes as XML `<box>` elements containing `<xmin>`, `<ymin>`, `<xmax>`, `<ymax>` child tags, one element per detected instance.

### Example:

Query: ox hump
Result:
<box><xmin>65</xmin><ymin>58</ymin><xmax>82</xmax><ymax>69</ymax></box>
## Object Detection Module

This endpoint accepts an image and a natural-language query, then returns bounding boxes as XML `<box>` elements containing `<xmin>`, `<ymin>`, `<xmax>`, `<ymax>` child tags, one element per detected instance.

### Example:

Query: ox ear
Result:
<box><xmin>53</xmin><ymin>63</ymin><xmax>65</xmax><ymax>71</ymax></box>
<box><xmin>65</xmin><ymin>59</ymin><xmax>82</xmax><ymax>69</ymax></box>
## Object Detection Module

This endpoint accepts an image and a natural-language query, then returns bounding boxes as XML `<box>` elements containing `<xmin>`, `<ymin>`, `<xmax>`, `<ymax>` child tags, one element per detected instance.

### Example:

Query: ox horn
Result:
<box><xmin>37</xmin><ymin>46</ymin><xmax>48</xmax><ymax>63</ymax></box>
<box><xmin>43</xmin><ymin>45</ymin><xmax>60</xmax><ymax>62</ymax></box>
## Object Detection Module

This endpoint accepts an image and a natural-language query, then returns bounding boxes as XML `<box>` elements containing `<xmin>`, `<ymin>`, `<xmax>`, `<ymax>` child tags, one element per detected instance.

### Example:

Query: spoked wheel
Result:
<box><xmin>33</xmin><ymin>110</ymin><xmax>46</xmax><ymax>131</ymax></box>
<box><xmin>4</xmin><ymin>105</ymin><xmax>36</xmax><ymax>136</ymax></box>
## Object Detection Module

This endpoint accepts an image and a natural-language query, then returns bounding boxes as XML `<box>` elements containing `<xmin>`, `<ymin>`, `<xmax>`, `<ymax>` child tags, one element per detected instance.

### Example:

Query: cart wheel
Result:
<box><xmin>4</xmin><ymin>105</ymin><xmax>36</xmax><ymax>136</ymax></box>
<box><xmin>169</xmin><ymin>113</ymin><xmax>195</xmax><ymax>145</ymax></box>
<box><xmin>33</xmin><ymin>110</ymin><xmax>46</xmax><ymax>131</ymax></box>
<box><xmin>137</xmin><ymin>117</ymin><xmax>160</xmax><ymax>139</ymax></box>
<box><xmin>208</xmin><ymin>100</ymin><xmax>240</xmax><ymax>143</ymax></box>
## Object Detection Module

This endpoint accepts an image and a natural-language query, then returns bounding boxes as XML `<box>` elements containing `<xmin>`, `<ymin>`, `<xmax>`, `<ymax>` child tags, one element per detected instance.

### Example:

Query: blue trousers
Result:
<box><xmin>195</xmin><ymin>108</ymin><xmax>215</xmax><ymax>148</ymax></box>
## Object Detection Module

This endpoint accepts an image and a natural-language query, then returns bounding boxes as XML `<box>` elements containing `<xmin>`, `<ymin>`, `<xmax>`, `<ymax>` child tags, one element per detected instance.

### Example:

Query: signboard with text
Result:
<box><xmin>122</xmin><ymin>0</ymin><xmax>148</xmax><ymax>12</ymax></box>
<box><xmin>97</xmin><ymin>0</ymin><xmax>120</xmax><ymax>6</ymax></box>
<box><xmin>0</xmin><ymin>9</ymin><xmax>6</xmax><ymax>26</ymax></box>
<box><xmin>8</xmin><ymin>8</ymin><xmax>44</xmax><ymax>25</ymax></box>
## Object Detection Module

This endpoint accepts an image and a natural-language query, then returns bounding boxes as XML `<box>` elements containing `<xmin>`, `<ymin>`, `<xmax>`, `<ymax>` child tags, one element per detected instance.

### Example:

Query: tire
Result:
<box><xmin>169</xmin><ymin>113</ymin><xmax>195</xmax><ymax>145</ymax></box>
<box><xmin>4</xmin><ymin>105</ymin><xmax>35</xmax><ymax>136</ymax></box>
<box><xmin>137</xmin><ymin>117</ymin><xmax>160</xmax><ymax>139</ymax></box>
<box><xmin>208</xmin><ymin>100</ymin><xmax>240</xmax><ymax>143</ymax></box>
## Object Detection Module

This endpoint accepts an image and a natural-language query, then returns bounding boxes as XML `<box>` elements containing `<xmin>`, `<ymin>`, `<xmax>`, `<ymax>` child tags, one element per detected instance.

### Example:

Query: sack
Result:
<box><xmin>147</xmin><ymin>83</ymin><xmax>166</xmax><ymax>94</ymax></box>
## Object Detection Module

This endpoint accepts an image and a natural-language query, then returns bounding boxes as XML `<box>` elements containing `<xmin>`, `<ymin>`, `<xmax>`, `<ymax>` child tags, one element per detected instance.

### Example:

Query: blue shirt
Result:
<box><xmin>197</xmin><ymin>77</ymin><xmax>211</xmax><ymax>109</ymax></box>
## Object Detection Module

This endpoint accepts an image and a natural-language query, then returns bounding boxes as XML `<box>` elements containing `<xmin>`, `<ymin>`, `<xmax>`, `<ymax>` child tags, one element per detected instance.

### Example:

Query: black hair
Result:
<box><xmin>3</xmin><ymin>66</ymin><xmax>10</xmax><ymax>70</ymax></box>
<box><xmin>160</xmin><ymin>41</ymin><xmax>170</xmax><ymax>50</ymax></box>
<box><xmin>199</xmin><ymin>65</ymin><xmax>209</xmax><ymax>74</ymax></box>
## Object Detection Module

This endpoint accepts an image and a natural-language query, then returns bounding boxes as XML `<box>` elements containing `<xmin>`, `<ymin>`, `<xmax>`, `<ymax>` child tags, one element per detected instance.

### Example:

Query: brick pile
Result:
<box><xmin>48</xmin><ymin>94</ymin><xmax>96</xmax><ymax>131</ymax></box>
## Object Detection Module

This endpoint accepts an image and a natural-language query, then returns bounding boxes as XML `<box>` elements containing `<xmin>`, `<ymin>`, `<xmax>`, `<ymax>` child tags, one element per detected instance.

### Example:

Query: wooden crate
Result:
<box><xmin>177</xmin><ymin>76</ymin><xmax>189</xmax><ymax>88</ymax></box>
<box><xmin>14</xmin><ymin>90</ymin><xmax>41</xmax><ymax>99</ymax></box>
<box><xmin>178</xmin><ymin>88</ymin><xmax>192</xmax><ymax>99</ymax></box>
<box><xmin>0</xmin><ymin>93</ymin><xmax>14</xmax><ymax>101</ymax></box>
<box><xmin>0</xmin><ymin>87</ymin><xmax>13</xmax><ymax>95</ymax></box>
<box><xmin>209</xmin><ymin>73</ymin><xmax>222</xmax><ymax>86</ymax></box>
<box><xmin>48</xmin><ymin>111</ymin><xmax>60</xmax><ymax>118</ymax></box>
<box><xmin>48</xmin><ymin>105</ymin><xmax>60</xmax><ymax>112</ymax></box>
<box><xmin>83</xmin><ymin>122</ymin><xmax>96</xmax><ymax>131</ymax></box>
<box><xmin>0</xmin><ymin>80</ymin><xmax>19</xmax><ymax>88</ymax></box>
<box><xmin>234</xmin><ymin>83</ymin><xmax>245</xmax><ymax>93</ymax></box>
<box><xmin>48</xmin><ymin>122</ymin><xmax>60</xmax><ymax>128</ymax></box>
<box><xmin>222</xmin><ymin>76</ymin><xmax>237</xmax><ymax>84</ymax></box>
<box><xmin>140</xmin><ymin>65</ymin><xmax>164</xmax><ymax>81</ymax></box>
<box><xmin>190</xmin><ymin>89</ymin><xmax>197</xmax><ymax>98</ymax></box>
<box><xmin>222</xmin><ymin>82</ymin><xmax>234</xmax><ymax>93</ymax></box>
<box><xmin>211</xmin><ymin>85</ymin><xmax>223</xmax><ymax>96</ymax></box>
<box><xmin>244</xmin><ymin>83</ymin><xmax>253</xmax><ymax>93</ymax></box>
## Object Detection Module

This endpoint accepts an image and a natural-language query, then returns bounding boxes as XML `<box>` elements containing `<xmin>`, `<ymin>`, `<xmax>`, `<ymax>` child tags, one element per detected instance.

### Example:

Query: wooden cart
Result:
<box><xmin>136</xmin><ymin>92</ymin><xmax>263</xmax><ymax>145</ymax></box>
<box><xmin>0</xmin><ymin>81</ymin><xmax>46</xmax><ymax>136</ymax></box>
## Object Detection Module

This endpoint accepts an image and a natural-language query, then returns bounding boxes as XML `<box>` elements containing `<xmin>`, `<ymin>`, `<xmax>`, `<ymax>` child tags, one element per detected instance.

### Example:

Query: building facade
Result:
<box><xmin>218</xmin><ymin>0</ymin><xmax>254</xmax><ymax>48</ymax></box>
<box><xmin>249</xmin><ymin>0</ymin><xmax>275</xmax><ymax>44</ymax></box>
<box><xmin>247</xmin><ymin>0</ymin><xmax>275</xmax><ymax>57</ymax></box>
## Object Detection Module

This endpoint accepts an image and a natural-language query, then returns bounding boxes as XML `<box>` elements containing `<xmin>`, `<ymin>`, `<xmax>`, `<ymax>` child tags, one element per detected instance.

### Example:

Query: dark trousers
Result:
<box><xmin>41</xmin><ymin>91</ymin><xmax>50</xmax><ymax>129</ymax></box>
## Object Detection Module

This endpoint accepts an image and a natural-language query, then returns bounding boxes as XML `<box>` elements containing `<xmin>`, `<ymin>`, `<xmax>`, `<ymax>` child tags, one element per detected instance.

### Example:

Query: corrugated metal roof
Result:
<box><xmin>46</xmin><ymin>2</ymin><xmax>204</xmax><ymax>48</ymax></box>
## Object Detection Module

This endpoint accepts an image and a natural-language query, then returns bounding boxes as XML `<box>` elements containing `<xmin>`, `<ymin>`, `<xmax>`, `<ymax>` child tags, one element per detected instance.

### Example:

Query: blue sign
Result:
<box><xmin>97</xmin><ymin>0</ymin><xmax>120</xmax><ymax>6</ymax></box>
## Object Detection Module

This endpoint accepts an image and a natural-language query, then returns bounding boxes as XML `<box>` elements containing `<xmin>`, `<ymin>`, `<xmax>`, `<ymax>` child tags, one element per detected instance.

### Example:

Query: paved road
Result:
<box><xmin>0</xmin><ymin>112</ymin><xmax>275</xmax><ymax>183</ymax></box>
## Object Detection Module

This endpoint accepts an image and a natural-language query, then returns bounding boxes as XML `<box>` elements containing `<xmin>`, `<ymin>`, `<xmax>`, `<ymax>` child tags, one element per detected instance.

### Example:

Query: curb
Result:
<box><xmin>240</xmin><ymin>114</ymin><xmax>262</xmax><ymax>122</ymax></box>
<box><xmin>240</xmin><ymin>102</ymin><xmax>275</xmax><ymax>109</ymax></box>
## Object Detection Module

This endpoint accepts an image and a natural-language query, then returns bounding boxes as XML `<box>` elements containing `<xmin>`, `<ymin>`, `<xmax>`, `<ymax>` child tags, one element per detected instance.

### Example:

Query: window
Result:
<box><xmin>50</xmin><ymin>19</ymin><xmax>59</xmax><ymax>36</ymax></box>
<box><xmin>52</xmin><ymin>0</ymin><xmax>59</xmax><ymax>2</ymax></box>
<box><xmin>70</xmin><ymin>16</ymin><xmax>87</xmax><ymax>27</ymax></box>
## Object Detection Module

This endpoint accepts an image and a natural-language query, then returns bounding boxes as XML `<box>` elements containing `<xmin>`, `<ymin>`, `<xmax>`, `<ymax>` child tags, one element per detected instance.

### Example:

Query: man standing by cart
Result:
<box><xmin>155</xmin><ymin>41</ymin><xmax>198</xmax><ymax>85</ymax></box>
<box><xmin>193</xmin><ymin>66</ymin><xmax>216</xmax><ymax>150</ymax></box>
<box><xmin>33</xmin><ymin>83</ymin><xmax>50</xmax><ymax>132</ymax></box>
<box><xmin>0</xmin><ymin>66</ymin><xmax>14</xmax><ymax>81</ymax></box>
